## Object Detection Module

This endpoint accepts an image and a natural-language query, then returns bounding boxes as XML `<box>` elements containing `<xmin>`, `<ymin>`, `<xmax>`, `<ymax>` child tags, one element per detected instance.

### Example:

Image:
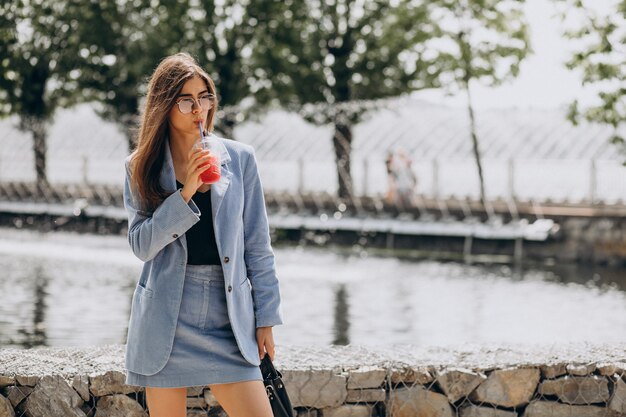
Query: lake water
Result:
<box><xmin>1</xmin><ymin>227</ymin><xmax>625</xmax><ymax>350</ymax></box>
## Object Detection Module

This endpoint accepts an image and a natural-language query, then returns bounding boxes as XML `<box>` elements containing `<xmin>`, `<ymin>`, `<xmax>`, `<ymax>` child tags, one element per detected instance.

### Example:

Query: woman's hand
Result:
<box><xmin>180</xmin><ymin>147</ymin><xmax>212</xmax><ymax>202</ymax></box>
<box><xmin>256</xmin><ymin>326</ymin><xmax>275</xmax><ymax>361</ymax></box>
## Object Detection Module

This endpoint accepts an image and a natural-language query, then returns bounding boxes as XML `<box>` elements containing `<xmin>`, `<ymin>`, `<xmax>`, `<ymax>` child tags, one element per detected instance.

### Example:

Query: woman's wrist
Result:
<box><xmin>180</xmin><ymin>186</ymin><xmax>193</xmax><ymax>203</ymax></box>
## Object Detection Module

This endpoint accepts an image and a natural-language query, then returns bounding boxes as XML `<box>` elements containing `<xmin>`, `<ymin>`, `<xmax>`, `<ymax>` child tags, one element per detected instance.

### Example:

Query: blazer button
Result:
<box><xmin>224</xmin><ymin>256</ymin><xmax>230</xmax><ymax>263</ymax></box>
<box><xmin>172</xmin><ymin>233</ymin><xmax>179</xmax><ymax>239</ymax></box>
<box><xmin>228</xmin><ymin>285</ymin><xmax>232</xmax><ymax>292</ymax></box>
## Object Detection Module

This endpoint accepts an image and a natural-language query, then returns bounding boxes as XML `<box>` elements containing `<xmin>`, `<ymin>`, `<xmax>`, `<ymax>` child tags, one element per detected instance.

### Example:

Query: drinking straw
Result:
<box><xmin>198</xmin><ymin>121</ymin><xmax>204</xmax><ymax>141</ymax></box>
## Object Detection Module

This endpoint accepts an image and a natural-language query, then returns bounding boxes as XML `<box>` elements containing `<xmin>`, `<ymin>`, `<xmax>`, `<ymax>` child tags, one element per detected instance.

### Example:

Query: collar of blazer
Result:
<box><xmin>160</xmin><ymin>135</ymin><xmax>233</xmax><ymax>218</ymax></box>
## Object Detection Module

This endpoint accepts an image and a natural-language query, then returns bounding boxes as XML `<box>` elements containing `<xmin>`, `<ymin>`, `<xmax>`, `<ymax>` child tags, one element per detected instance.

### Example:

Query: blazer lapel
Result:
<box><xmin>160</xmin><ymin>135</ymin><xmax>231</xmax><ymax>251</ymax></box>
<box><xmin>210</xmin><ymin>136</ymin><xmax>232</xmax><ymax>220</ymax></box>
<box><xmin>161</xmin><ymin>139</ymin><xmax>187</xmax><ymax>252</ymax></box>
<box><xmin>160</xmin><ymin>139</ymin><xmax>177</xmax><ymax>192</ymax></box>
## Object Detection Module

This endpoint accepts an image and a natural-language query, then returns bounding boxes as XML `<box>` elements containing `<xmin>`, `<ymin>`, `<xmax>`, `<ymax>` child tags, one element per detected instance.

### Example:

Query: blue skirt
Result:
<box><xmin>125</xmin><ymin>264</ymin><xmax>262</xmax><ymax>388</ymax></box>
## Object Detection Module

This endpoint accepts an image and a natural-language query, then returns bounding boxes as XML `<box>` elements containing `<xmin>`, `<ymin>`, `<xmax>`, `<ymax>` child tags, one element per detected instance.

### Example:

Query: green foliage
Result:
<box><xmin>0</xmin><ymin>1</ymin><xmax>18</xmax><ymax>116</ymax></box>
<box><xmin>248</xmin><ymin>0</ymin><xmax>529</xmax><ymax>124</ymax></box>
<box><xmin>554</xmin><ymin>0</ymin><xmax>626</xmax><ymax>160</ymax></box>
<box><xmin>249</xmin><ymin>0</ymin><xmax>444</xmax><ymax>125</ymax></box>
<box><xmin>0</xmin><ymin>0</ymin><xmax>88</xmax><ymax>124</ymax></box>
<box><xmin>73</xmin><ymin>0</ymin><xmax>274</xmax><ymax>143</ymax></box>
<box><xmin>0</xmin><ymin>0</ymin><xmax>99</xmax><ymax>182</ymax></box>
<box><xmin>422</xmin><ymin>0</ymin><xmax>530</xmax><ymax>204</ymax></box>
<box><xmin>428</xmin><ymin>0</ymin><xmax>530</xmax><ymax>92</ymax></box>
<box><xmin>245</xmin><ymin>0</ymin><xmax>452</xmax><ymax>199</ymax></box>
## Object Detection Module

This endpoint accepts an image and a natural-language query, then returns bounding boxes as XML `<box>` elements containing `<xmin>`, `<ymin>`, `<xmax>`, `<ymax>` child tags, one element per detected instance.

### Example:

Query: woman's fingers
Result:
<box><xmin>266</xmin><ymin>343</ymin><xmax>275</xmax><ymax>361</ymax></box>
<box><xmin>188</xmin><ymin>146</ymin><xmax>203</xmax><ymax>159</ymax></box>
<box><xmin>188</xmin><ymin>149</ymin><xmax>207</xmax><ymax>167</ymax></box>
<box><xmin>188</xmin><ymin>152</ymin><xmax>210</xmax><ymax>170</ymax></box>
<box><xmin>190</xmin><ymin>149</ymin><xmax>209</xmax><ymax>164</ymax></box>
<box><xmin>256</xmin><ymin>330</ymin><xmax>275</xmax><ymax>361</ymax></box>
<box><xmin>193</xmin><ymin>164</ymin><xmax>209</xmax><ymax>175</ymax></box>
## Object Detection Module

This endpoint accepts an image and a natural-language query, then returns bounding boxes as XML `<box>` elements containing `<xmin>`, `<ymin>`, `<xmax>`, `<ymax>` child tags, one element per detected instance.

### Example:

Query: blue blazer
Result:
<box><xmin>123</xmin><ymin>135</ymin><xmax>283</xmax><ymax>376</ymax></box>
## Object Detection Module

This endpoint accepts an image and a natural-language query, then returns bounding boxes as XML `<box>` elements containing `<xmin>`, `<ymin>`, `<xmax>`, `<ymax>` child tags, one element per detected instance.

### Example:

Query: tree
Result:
<box><xmin>249</xmin><ymin>0</ymin><xmax>444</xmax><ymax>201</ymax></box>
<box><xmin>78</xmin><ymin>0</ymin><xmax>271</xmax><ymax>150</ymax></box>
<box><xmin>70</xmin><ymin>0</ymin><xmax>144</xmax><ymax>152</ymax></box>
<box><xmin>555</xmin><ymin>0</ymin><xmax>626</xmax><ymax>161</ymax></box>
<box><xmin>0</xmin><ymin>0</ymin><xmax>86</xmax><ymax>184</ymax></box>
<box><xmin>428</xmin><ymin>0</ymin><xmax>530</xmax><ymax>206</ymax></box>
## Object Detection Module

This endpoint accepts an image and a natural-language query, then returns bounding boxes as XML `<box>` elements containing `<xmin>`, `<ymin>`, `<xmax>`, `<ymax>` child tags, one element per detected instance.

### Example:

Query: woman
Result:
<box><xmin>123</xmin><ymin>52</ymin><xmax>283</xmax><ymax>417</ymax></box>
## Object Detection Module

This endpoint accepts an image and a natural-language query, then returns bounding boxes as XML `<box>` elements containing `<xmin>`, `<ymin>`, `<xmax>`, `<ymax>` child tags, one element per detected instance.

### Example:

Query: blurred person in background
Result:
<box><xmin>385</xmin><ymin>148</ymin><xmax>417</xmax><ymax>208</ymax></box>
<box><xmin>384</xmin><ymin>150</ymin><xmax>397</xmax><ymax>204</ymax></box>
<box><xmin>393</xmin><ymin>149</ymin><xmax>418</xmax><ymax>208</ymax></box>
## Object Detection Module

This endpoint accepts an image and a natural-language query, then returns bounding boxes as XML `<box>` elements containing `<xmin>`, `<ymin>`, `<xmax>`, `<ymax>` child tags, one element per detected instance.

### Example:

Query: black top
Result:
<box><xmin>176</xmin><ymin>180</ymin><xmax>221</xmax><ymax>265</ymax></box>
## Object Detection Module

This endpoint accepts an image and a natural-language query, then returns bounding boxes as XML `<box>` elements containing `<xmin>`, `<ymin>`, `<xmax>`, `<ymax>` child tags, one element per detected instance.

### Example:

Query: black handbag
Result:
<box><xmin>260</xmin><ymin>354</ymin><xmax>294</xmax><ymax>417</ymax></box>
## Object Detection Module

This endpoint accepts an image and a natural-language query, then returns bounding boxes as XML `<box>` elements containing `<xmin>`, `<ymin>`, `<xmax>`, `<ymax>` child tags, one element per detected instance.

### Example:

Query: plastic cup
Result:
<box><xmin>195</xmin><ymin>135</ymin><xmax>221</xmax><ymax>184</ymax></box>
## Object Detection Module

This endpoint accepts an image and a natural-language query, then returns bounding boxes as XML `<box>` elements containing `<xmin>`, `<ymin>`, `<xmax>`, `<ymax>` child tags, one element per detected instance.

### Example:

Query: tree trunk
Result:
<box><xmin>333</xmin><ymin>121</ymin><xmax>353</xmax><ymax>201</ymax></box>
<box><xmin>465</xmin><ymin>84</ymin><xmax>486</xmax><ymax>208</ymax></box>
<box><xmin>31</xmin><ymin>120</ymin><xmax>48</xmax><ymax>185</ymax></box>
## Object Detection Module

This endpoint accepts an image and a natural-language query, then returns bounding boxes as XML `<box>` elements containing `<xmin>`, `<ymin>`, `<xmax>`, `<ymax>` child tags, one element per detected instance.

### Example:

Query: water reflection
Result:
<box><xmin>23</xmin><ymin>265</ymin><xmax>48</xmax><ymax>347</ymax></box>
<box><xmin>332</xmin><ymin>284</ymin><xmax>350</xmax><ymax>345</ymax></box>
<box><xmin>0</xmin><ymin>228</ymin><xmax>625</xmax><ymax>349</ymax></box>
<box><xmin>8</xmin><ymin>264</ymin><xmax>50</xmax><ymax>348</ymax></box>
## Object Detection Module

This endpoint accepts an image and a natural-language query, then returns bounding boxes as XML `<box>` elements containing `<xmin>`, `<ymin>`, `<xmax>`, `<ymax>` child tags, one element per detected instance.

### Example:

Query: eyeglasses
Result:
<box><xmin>174</xmin><ymin>93</ymin><xmax>215</xmax><ymax>114</ymax></box>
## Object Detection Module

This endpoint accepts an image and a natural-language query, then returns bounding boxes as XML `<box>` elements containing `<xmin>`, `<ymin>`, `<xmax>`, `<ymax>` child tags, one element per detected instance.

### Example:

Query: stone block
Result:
<box><xmin>187</xmin><ymin>410</ymin><xmax>209</xmax><ymax>417</ymax></box>
<box><xmin>296</xmin><ymin>408</ymin><xmax>318</xmax><ymax>417</ymax></box>
<box><xmin>347</xmin><ymin>367</ymin><xmax>386</xmax><ymax>389</ymax></box>
<box><xmin>15</xmin><ymin>375</ymin><xmax>39</xmax><ymax>387</ymax></box>
<box><xmin>609</xmin><ymin>377</ymin><xmax>626</xmax><ymax>414</ymax></box>
<box><xmin>540</xmin><ymin>364</ymin><xmax>567</xmax><ymax>379</ymax></box>
<box><xmin>94</xmin><ymin>394</ymin><xmax>147</xmax><ymax>417</ymax></box>
<box><xmin>89</xmin><ymin>371</ymin><xmax>140</xmax><ymax>396</ymax></box>
<box><xmin>206</xmin><ymin>406</ymin><xmax>227</xmax><ymax>416</ymax></box>
<box><xmin>72</xmin><ymin>375</ymin><xmax>90</xmax><ymax>402</ymax></box>
<box><xmin>5</xmin><ymin>386</ymin><xmax>32</xmax><ymax>408</ymax></box>
<box><xmin>204</xmin><ymin>390</ymin><xmax>219</xmax><ymax>407</ymax></box>
<box><xmin>0</xmin><ymin>394</ymin><xmax>15</xmax><ymax>417</ymax></box>
<box><xmin>23</xmin><ymin>375</ymin><xmax>85</xmax><ymax>417</ymax></box>
<box><xmin>538</xmin><ymin>376</ymin><xmax>609</xmax><ymax>404</ymax></box>
<box><xmin>320</xmin><ymin>404</ymin><xmax>371</xmax><ymax>417</ymax></box>
<box><xmin>0</xmin><ymin>377</ymin><xmax>15</xmax><ymax>388</ymax></box>
<box><xmin>282</xmin><ymin>370</ymin><xmax>347</xmax><ymax>408</ymax></box>
<box><xmin>567</xmin><ymin>363</ymin><xmax>596</xmax><ymax>376</ymax></box>
<box><xmin>345</xmin><ymin>388</ymin><xmax>385</xmax><ymax>403</ymax></box>
<box><xmin>459</xmin><ymin>404</ymin><xmax>517</xmax><ymax>417</ymax></box>
<box><xmin>389</xmin><ymin>366</ymin><xmax>434</xmax><ymax>386</ymax></box>
<box><xmin>522</xmin><ymin>400</ymin><xmax>617</xmax><ymax>417</ymax></box>
<box><xmin>470</xmin><ymin>367</ymin><xmax>540</xmax><ymax>408</ymax></box>
<box><xmin>436</xmin><ymin>368</ymin><xmax>486</xmax><ymax>403</ymax></box>
<box><xmin>597</xmin><ymin>363</ymin><xmax>626</xmax><ymax>377</ymax></box>
<box><xmin>388</xmin><ymin>385</ymin><xmax>454</xmax><ymax>417</ymax></box>
<box><xmin>187</xmin><ymin>397</ymin><xmax>208</xmax><ymax>409</ymax></box>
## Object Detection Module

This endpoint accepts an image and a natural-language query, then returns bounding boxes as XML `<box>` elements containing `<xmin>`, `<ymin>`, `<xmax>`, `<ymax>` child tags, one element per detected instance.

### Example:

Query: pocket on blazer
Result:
<box><xmin>239</xmin><ymin>277</ymin><xmax>252</xmax><ymax>290</ymax></box>
<box><xmin>135</xmin><ymin>283</ymin><xmax>154</xmax><ymax>299</ymax></box>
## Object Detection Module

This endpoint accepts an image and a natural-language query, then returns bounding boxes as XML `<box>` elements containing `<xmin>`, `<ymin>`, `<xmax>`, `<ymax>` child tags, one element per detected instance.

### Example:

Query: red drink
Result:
<box><xmin>199</xmin><ymin>154</ymin><xmax>221</xmax><ymax>183</ymax></box>
<box><xmin>196</xmin><ymin>124</ymin><xmax>221</xmax><ymax>184</ymax></box>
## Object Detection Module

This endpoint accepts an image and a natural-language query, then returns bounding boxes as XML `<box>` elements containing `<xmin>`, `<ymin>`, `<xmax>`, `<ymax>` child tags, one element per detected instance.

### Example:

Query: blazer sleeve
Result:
<box><xmin>242</xmin><ymin>148</ymin><xmax>284</xmax><ymax>328</ymax></box>
<box><xmin>124</xmin><ymin>158</ymin><xmax>201</xmax><ymax>262</ymax></box>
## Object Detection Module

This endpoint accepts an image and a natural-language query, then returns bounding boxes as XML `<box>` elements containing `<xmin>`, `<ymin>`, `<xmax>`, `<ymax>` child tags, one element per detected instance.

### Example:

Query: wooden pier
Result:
<box><xmin>0</xmin><ymin>181</ymin><xmax>624</xmax><ymax>266</ymax></box>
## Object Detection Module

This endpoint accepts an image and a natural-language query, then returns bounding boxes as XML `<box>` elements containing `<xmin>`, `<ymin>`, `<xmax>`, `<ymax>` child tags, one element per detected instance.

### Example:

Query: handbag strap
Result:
<box><xmin>260</xmin><ymin>354</ymin><xmax>282</xmax><ymax>379</ymax></box>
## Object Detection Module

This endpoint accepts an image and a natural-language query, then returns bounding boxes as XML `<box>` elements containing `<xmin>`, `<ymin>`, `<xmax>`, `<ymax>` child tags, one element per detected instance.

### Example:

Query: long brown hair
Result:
<box><xmin>129</xmin><ymin>52</ymin><xmax>218</xmax><ymax>211</ymax></box>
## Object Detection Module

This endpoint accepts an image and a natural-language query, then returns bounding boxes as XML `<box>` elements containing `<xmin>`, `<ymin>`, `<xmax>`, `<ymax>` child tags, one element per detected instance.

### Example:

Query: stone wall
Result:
<box><xmin>2</xmin><ymin>344</ymin><xmax>626</xmax><ymax>417</ymax></box>
<box><xmin>538</xmin><ymin>216</ymin><xmax>626</xmax><ymax>266</ymax></box>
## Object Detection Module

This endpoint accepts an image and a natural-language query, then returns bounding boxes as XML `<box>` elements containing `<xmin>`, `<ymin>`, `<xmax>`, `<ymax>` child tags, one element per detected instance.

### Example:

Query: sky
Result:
<box><xmin>414</xmin><ymin>0</ymin><xmax>617</xmax><ymax>110</ymax></box>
